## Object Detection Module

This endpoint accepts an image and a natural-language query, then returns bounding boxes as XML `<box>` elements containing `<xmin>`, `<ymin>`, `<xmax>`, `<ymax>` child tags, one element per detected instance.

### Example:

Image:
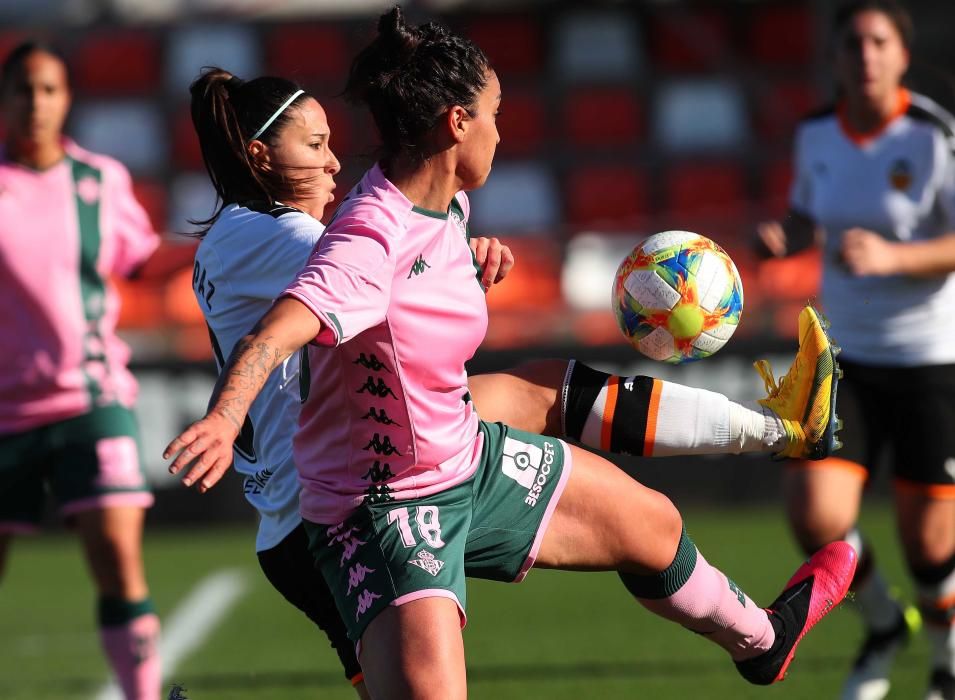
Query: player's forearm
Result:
<box><xmin>781</xmin><ymin>210</ymin><xmax>819</xmax><ymax>255</ymax></box>
<box><xmin>208</xmin><ymin>333</ymin><xmax>286</xmax><ymax>432</ymax></box>
<box><xmin>895</xmin><ymin>232</ymin><xmax>955</xmax><ymax>277</ymax></box>
<box><xmin>209</xmin><ymin>297</ymin><xmax>322</xmax><ymax>430</ymax></box>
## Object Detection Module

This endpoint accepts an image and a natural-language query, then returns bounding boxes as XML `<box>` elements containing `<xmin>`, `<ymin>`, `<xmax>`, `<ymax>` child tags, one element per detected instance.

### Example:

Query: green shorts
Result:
<box><xmin>304</xmin><ymin>420</ymin><xmax>572</xmax><ymax>643</ymax></box>
<box><xmin>0</xmin><ymin>404</ymin><xmax>153</xmax><ymax>531</ymax></box>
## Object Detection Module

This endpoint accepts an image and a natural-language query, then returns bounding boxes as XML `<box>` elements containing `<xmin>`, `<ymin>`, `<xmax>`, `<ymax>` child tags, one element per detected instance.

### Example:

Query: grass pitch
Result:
<box><xmin>1</xmin><ymin>504</ymin><xmax>929</xmax><ymax>699</ymax></box>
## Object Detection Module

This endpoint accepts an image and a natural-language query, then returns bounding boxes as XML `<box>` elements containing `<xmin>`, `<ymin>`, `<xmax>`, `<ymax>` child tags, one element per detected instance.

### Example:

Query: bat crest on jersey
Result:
<box><xmin>889</xmin><ymin>159</ymin><xmax>913</xmax><ymax>191</ymax></box>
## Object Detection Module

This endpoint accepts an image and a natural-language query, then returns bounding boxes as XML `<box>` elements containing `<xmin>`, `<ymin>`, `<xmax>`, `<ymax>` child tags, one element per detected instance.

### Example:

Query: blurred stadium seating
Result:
<box><xmin>2</xmin><ymin>1</ymin><xmax>951</xmax><ymax>365</ymax></box>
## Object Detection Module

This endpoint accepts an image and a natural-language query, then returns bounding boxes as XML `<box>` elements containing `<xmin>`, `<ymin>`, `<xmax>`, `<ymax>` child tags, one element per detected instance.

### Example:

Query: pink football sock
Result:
<box><xmin>100</xmin><ymin>612</ymin><xmax>161</xmax><ymax>700</ymax></box>
<box><xmin>621</xmin><ymin>530</ymin><xmax>775</xmax><ymax>661</ymax></box>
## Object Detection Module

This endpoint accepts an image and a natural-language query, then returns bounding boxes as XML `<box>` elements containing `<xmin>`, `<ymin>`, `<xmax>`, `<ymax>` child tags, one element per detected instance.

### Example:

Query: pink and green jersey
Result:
<box><xmin>282</xmin><ymin>164</ymin><xmax>488</xmax><ymax>524</ymax></box>
<box><xmin>0</xmin><ymin>141</ymin><xmax>159</xmax><ymax>434</ymax></box>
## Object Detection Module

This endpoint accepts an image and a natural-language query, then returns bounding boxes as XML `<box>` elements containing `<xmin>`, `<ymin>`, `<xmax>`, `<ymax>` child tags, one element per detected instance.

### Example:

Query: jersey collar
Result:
<box><xmin>837</xmin><ymin>87</ymin><xmax>911</xmax><ymax>146</ymax></box>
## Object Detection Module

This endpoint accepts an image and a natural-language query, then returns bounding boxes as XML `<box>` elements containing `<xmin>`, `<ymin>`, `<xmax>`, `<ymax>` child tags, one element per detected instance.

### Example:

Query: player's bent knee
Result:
<box><xmin>617</xmin><ymin>488</ymin><xmax>682</xmax><ymax>573</ymax></box>
<box><xmin>788</xmin><ymin>511</ymin><xmax>854</xmax><ymax>554</ymax></box>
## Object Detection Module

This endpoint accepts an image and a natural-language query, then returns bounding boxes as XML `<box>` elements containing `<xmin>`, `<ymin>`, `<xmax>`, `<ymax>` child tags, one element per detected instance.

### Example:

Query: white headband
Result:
<box><xmin>249</xmin><ymin>89</ymin><xmax>304</xmax><ymax>141</ymax></box>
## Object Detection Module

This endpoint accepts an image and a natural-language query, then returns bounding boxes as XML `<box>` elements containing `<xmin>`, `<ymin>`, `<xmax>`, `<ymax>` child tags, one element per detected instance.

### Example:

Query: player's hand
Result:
<box><xmin>755</xmin><ymin>220</ymin><xmax>788</xmax><ymax>258</ymax></box>
<box><xmin>163</xmin><ymin>412</ymin><xmax>238</xmax><ymax>493</ymax></box>
<box><xmin>840</xmin><ymin>227</ymin><xmax>899</xmax><ymax>276</ymax></box>
<box><xmin>470</xmin><ymin>236</ymin><xmax>515</xmax><ymax>290</ymax></box>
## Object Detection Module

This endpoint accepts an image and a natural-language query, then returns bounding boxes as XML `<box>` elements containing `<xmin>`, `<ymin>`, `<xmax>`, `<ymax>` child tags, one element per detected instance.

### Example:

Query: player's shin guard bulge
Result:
<box><xmin>754</xmin><ymin>304</ymin><xmax>842</xmax><ymax>460</ymax></box>
<box><xmin>736</xmin><ymin>541</ymin><xmax>858</xmax><ymax>685</ymax></box>
<box><xmin>619</xmin><ymin>531</ymin><xmax>855</xmax><ymax>684</ymax></box>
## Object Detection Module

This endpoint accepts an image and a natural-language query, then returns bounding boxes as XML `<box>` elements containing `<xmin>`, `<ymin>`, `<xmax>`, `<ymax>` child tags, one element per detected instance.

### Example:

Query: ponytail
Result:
<box><xmin>188</xmin><ymin>66</ymin><xmax>312</xmax><ymax>236</ymax></box>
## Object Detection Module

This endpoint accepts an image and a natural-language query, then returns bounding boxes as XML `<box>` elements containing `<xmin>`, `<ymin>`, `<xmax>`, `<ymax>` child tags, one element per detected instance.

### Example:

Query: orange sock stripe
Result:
<box><xmin>644</xmin><ymin>379</ymin><xmax>663</xmax><ymax>457</ymax></box>
<box><xmin>894</xmin><ymin>478</ymin><xmax>955</xmax><ymax>500</ymax></box>
<box><xmin>786</xmin><ymin>456</ymin><xmax>868</xmax><ymax>481</ymax></box>
<box><xmin>600</xmin><ymin>376</ymin><xmax>619</xmax><ymax>451</ymax></box>
<box><xmin>350</xmin><ymin>672</ymin><xmax>365</xmax><ymax>687</ymax></box>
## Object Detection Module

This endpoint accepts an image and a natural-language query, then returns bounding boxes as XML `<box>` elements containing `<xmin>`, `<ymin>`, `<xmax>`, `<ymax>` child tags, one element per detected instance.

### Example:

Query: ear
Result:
<box><xmin>446</xmin><ymin>105</ymin><xmax>470</xmax><ymax>145</ymax></box>
<box><xmin>247</xmin><ymin>139</ymin><xmax>271</xmax><ymax>170</ymax></box>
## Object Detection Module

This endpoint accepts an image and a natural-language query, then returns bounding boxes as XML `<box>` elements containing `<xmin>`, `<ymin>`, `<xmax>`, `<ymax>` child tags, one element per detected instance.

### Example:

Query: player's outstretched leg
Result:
<box><xmin>754</xmin><ymin>303</ymin><xmax>842</xmax><ymax>460</ymax></box>
<box><xmin>471</xmin><ymin>305</ymin><xmax>842</xmax><ymax>463</ymax></box>
<box><xmin>735</xmin><ymin>541</ymin><xmax>859</xmax><ymax>684</ymax></box>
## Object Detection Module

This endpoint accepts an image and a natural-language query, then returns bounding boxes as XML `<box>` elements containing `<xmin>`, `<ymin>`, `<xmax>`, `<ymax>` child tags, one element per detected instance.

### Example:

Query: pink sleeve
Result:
<box><xmin>282</xmin><ymin>216</ymin><xmax>397</xmax><ymax>347</ymax></box>
<box><xmin>108</xmin><ymin>163</ymin><xmax>160</xmax><ymax>277</ymax></box>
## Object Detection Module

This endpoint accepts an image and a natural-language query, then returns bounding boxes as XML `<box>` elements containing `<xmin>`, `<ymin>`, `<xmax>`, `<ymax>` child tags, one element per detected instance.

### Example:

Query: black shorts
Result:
<box><xmin>830</xmin><ymin>358</ymin><xmax>955</xmax><ymax>493</ymax></box>
<box><xmin>257</xmin><ymin>523</ymin><xmax>362</xmax><ymax>682</ymax></box>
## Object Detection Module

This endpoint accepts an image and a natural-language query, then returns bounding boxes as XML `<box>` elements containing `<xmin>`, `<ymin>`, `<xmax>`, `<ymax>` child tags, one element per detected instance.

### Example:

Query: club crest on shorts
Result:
<box><xmin>408</xmin><ymin>549</ymin><xmax>445</xmax><ymax>576</ymax></box>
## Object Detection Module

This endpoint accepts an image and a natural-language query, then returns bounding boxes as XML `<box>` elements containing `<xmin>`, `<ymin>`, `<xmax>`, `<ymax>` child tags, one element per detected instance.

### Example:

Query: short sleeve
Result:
<box><xmin>281</xmin><ymin>216</ymin><xmax>397</xmax><ymax>347</ymax></box>
<box><xmin>934</xmin><ymin>131</ymin><xmax>955</xmax><ymax>228</ymax></box>
<box><xmin>107</xmin><ymin>163</ymin><xmax>160</xmax><ymax>277</ymax></box>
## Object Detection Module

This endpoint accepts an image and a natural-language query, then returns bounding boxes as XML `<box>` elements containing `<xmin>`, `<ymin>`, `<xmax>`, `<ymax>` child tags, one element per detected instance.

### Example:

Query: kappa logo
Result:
<box><xmin>407</xmin><ymin>254</ymin><xmax>431</xmax><ymax>278</ymax></box>
<box><xmin>346</xmin><ymin>563</ymin><xmax>376</xmax><ymax>595</ymax></box>
<box><xmin>355</xmin><ymin>588</ymin><xmax>382</xmax><ymax>620</ymax></box>
<box><xmin>361</xmin><ymin>407</ymin><xmax>402</xmax><ymax>426</ymax></box>
<box><xmin>408</xmin><ymin>550</ymin><xmax>445</xmax><ymax>576</ymax></box>
<box><xmin>501</xmin><ymin>437</ymin><xmax>557</xmax><ymax>507</ymax></box>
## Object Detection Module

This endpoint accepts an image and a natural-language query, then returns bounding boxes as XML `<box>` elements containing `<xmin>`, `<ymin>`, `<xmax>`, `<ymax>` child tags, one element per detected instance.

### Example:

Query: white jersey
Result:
<box><xmin>790</xmin><ymin>90</ymin><xmax>955</xmax><ymax>366</ymax></box>
<box><xmin>193</xmin><ymin>202</ymin><xmax>321</xmax><ymax>551</ymax></box>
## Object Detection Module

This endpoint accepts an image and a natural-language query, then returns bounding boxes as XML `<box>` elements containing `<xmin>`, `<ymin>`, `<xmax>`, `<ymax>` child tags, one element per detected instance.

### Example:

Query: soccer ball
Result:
<box><xmin>612</xmin><ymin>230</ymin><xmax>744</xmax><ymax>364</ymax></box>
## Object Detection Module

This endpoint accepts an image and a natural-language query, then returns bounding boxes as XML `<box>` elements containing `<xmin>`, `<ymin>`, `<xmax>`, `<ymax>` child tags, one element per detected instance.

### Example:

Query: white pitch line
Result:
<box><xmin>94</xmin><ymin>568</ymin><xmax>250</xmax><ymax>700</ymax></box>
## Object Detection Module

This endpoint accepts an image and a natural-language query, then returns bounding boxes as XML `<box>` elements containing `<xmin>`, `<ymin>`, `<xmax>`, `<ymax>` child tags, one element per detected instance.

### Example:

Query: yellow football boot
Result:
<box><xmin>754</xmin><ymin>304</ymin><xmax>842</xmax><ymax>460</ymax></box>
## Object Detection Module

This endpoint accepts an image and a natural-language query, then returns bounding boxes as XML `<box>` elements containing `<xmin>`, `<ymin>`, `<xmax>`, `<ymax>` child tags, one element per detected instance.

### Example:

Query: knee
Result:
<box><xmin>623</xmin><ymin>491</ymin><xmax>682</xmax><ymax>573</ymax></box>
<box><xmin>787</xmin><ymin>509</ymin><xmax>854</xmax><ymax>554</ymax></box>
<box><xmin>85</xmin><ymin>532</ymin><xmax>145</xmax><ymax>597</ymax></box>
<box><xmin>653</xmin><ymin>494</ymin><xmax>683</xmax><ymax>557</ymax></box>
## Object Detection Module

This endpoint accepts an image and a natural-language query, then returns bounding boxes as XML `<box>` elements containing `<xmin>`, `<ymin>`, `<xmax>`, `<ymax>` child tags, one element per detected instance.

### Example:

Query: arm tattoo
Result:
<box><xmin>209</xmin><ymin>334</ymin><xmax>286</xmax><ymax>431</ymax></box>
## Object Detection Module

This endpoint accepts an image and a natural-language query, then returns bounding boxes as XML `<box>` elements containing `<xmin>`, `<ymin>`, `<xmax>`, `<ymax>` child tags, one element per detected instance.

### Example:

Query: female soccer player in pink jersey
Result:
<box><xmin>169</xmin><ymin>9</ymin><xmax>857</xmax><ymax>698</ymax></box>
<box><xmin>757</xmin><ymin>3</ymin><xmax>955</xmax><ymax>697</ymax></box>
<box><xmin>0</xmin><ymin>42</ymin><xmax>161</xmax><ymax>699</ymax></box>
<box><xmin>185</xmin><ymin>63</ymin><xmax>820</xmax><ymax>696</ymax></box>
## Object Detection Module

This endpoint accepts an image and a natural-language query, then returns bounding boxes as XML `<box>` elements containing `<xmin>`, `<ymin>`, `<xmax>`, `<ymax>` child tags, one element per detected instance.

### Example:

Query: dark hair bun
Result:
<box><xmin>377</xmin><ymin>6</ymin><xmax>422</xmax><ymax>65</ymax></box>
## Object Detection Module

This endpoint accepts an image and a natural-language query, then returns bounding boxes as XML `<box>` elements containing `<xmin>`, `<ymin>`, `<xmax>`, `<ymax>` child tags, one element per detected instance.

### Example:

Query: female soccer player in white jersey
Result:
<box><xmin>757</xmin><ymin>2</ymin><xmax>955</xmax><ymax>698</ymax></box>
<box><xmin>0</xmin><ymin>42</ymin><xmax>161</xmax><ymax>699</ymax></box>
<box><xmin>171</xmin><ymin>10</ymin><xmax>857</xmax><ymax>698</ymax></box>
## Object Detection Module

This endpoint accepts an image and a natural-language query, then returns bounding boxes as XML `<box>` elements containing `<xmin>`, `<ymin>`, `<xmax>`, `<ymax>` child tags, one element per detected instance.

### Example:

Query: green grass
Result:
<box><xmin>1</xmin><ymin>504</ymin><xmax>931</xmax><ymax>699</ymax></box>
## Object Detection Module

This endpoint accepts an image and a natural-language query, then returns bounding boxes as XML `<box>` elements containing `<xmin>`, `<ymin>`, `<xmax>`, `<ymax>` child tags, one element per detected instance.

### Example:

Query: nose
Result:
<box><xmin>28</xmin><ymin>87</ymin><xmax>42</xmax><ymax>112</ymax></box>
<box><xmin>859</xmin><ymin>38</ymin><xmax>879</xmax><ymax>68</ymax></box>
<box><xmin>327</xmin><ymin>148</ymin><xmax>341</xmax><ymax>176</ymax></box>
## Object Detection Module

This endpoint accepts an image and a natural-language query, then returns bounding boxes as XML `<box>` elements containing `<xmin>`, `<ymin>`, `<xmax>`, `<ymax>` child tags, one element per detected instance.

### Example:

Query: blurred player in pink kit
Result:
<box><xmin>0</xmin><ymin>42</ymin><xmax>161</xmax><ymax>699</ymax></box>
<box><xmin>168</xmin><ymin>8</ymin><xmax>857</xmax><ymax>699</ymax></box>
